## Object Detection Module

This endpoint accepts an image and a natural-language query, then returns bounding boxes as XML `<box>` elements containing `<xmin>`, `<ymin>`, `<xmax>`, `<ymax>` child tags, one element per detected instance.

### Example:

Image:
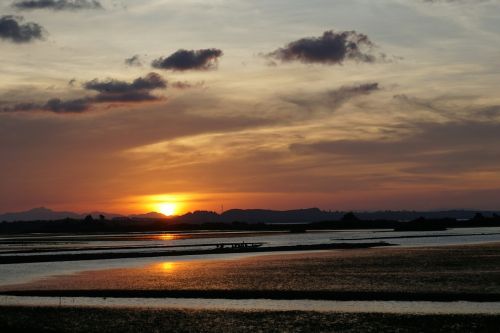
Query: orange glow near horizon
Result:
<box><xmin>158</xmin><ymin>202</ymin><xmax>177</xmax><ymax>216</ymax></box>
<box><xmin>137</xmin><ymin>193</ymin><xmax>192</xmax><ymax>216</ymax></box>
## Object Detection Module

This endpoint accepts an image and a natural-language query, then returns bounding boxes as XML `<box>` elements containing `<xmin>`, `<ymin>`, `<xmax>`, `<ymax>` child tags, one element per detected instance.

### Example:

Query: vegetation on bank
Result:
<box><xmin>1</xmin><ymin>211</ymin><xmax>500</xmax><ymax>234</ymax></box>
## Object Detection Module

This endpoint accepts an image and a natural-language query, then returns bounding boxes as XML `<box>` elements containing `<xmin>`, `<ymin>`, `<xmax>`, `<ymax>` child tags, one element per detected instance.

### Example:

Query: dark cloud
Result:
<box><xmin>44</xmin><ymin>98</ymin><xmax>91</xmax><ymax>113</ymax></box>
<box><xmin>92</xmin><ymin>91</ymin><xmax>159</xmax><ymax>103</ymax></box>
<box><xmin>125</xmin><ymin>55</ymin><xmax>142</xmax><ymax>67</ymax></box>
<box><xmin>84</xmin><ymin>72</ymin><xmax>167</xmax><ymax>102</ymax></box>
<box><xmin>1</xmin><ymin>73</ymin><xmax>167</xmax><ymax>114</ymax></box>
<box><xmin>2</xmin><ymin>98</ymin><xmax>91</xmax><ymax>113</ymax></box>
<box><xmin>84</xmin><ymin>72</ymin><xmax>166</xmax><ymax>93</ymax></box>
<box><xmin>0</xmin><ymin>15</ymin><xmax>45</xmax><ymax>43</ymax></box>
<box><xmin>267</xmin><ymin>30</ymin><xmax>379</xmax><ymax>65</ymax></box>
<box><xmin>12</xmin><ymin>0</ymin><xmax>103</xmax><ymax>11</ymax></box>
<box><xmin>152</xmin><ymin>49</ymin><xmax>223</xmax><ymax>71</ymax></box>
<box><xmin>284</xmin><ymin>83</ymin><xmax>380</xmax><ymax>112</ymax></box>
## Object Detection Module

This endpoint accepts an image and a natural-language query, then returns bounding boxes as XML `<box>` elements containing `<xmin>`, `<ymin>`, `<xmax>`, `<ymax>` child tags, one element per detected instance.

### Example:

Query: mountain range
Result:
<box><xmin>0</xmin><ymin>207</ymin><xmax>130</xmax><ymax>222</ymax></box>
<box><xmin>1</xmin><ymin>207</ymin><xmax>499</xmax><ymax>223</ymax></box>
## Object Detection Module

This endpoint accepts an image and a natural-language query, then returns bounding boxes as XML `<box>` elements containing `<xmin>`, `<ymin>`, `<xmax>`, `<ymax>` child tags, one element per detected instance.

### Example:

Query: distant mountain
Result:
<box><xmin>0</xmin><ymin>207</ymin><xmax>81</xmax><ymax>222</ymax></box>
<box><xmin>174</xmin><ymin>208</ymin><xmax>500</xmax><ymax>224</ymax></box>
<box><xmin>129</xmin><ymin>212</ymin><xmax>168</xmax><ymax>219</ymax></box>
<box><xmin>219</xmin><ymin>208</ymin><xmax>330</xmax><ymax>223</ymax></box>
<box><xmin>0</xmin><ymin>207</ymin><xmax>123</xmax><ymax>222</ymax></box>
<box><xmin>2</xmin><ymin>207</ymin><xmax>499</xmax><ymax>223</ymax></box>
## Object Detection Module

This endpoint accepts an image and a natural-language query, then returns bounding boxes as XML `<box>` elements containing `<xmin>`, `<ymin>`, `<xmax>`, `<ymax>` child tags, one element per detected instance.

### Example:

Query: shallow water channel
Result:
<box><xmin>1</xmin><ymin>295</ymin><xmax>500</xmax><ymax>315</ymax></box>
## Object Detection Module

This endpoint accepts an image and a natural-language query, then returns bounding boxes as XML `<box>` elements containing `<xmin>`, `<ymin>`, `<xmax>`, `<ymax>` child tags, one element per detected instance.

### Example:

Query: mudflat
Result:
<box><xmin>2</xmin><ymin>242</ymin><xmax>500</xmax><ymax>298</ymax></box>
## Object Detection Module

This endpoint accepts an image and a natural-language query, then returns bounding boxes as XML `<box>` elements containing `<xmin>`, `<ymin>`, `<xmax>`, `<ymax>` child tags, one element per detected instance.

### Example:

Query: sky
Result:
<box><xmin>1</xmin><ymin>0</ymin><xmax>500</xmax><ymax>214</ymax></box>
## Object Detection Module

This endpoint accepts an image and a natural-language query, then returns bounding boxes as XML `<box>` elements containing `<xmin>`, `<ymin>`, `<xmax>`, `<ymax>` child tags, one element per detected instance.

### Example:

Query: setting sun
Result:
<box><xmin>158</xmin><ymin>203</ymin><xmax>177</xmax><ymax>216</ymax></box>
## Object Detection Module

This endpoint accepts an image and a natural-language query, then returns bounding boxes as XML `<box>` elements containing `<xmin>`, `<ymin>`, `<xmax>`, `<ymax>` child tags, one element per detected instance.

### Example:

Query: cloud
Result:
<box><xmin>125</xmin><ymin>55</ymin><xmax>142</xmax><ymax>67</ymax></box>
<box><xmin>12</xmin><ymin>0</ymin><xmax>103</xmax><ymax>11</ymax></box>
<box><xmin>84</xmin><ymin>72</ymin><xmax>167</xmax><ymax>102</ymax></box>
<box><xmin>1</xmin><ymin>73</ymin><xmax>167</xmax><ymax>114</ymax></box>
<box><xmin>0</xmin><ymin>15</ymin><xmax>45</xmax><ymax>43</ymax></box>
<box><xmin>2</xmin><ymin>98</ymin><xmax>91</xmax><ymax>113</ymax></box>
<box><xmin>266</xmin><ymin>30</ymin><xmax>380</xmax><ymax>65</ymax></box>
<box><xmin>393</xmin><ymin>94</ymin><xmax>500</xmax><ymax>121</ymax></box>
<box><xmin>171</xmin><ymin>81</ymin><xmax>204</xmax><ymax>90</ymax></box>
<box><xmin>420</xmin><ymin>0</ymin><xmax>483</xmax><ymax>2</ymax></box>
<box><xmin>290</xmin><ymin>120</ymin><xmax>500</xmax><ymax>174</ymax></box>
<box><xmin>283</xmin><ymin>82</ymin><xmax>380</xmax><ymax>112</ymax></box>
<box><xmin>44</xmin><ymin>98</ymin><xmax>91</xmax><ymax>113</ymax></box>
<box><xmin>152</xmin><ymin>49</ymin><xmax>223</xmax><ymax>71</ymax></box>
<box><xmin>84</xmin><ymin>72</ymin><xmax>166</xmax><ymax>93</ymax></box>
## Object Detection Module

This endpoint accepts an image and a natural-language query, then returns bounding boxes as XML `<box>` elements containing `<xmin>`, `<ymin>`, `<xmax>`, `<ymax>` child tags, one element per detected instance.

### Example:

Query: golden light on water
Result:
<box><xmin>157</xmin><ymin>234</ymin><xmax>178</xmax><ymax>241</ymax></box>
<box><xmin>159</xmin><ymin>262</ymin><xmax>175</xmax><ymax>271</ymax></box>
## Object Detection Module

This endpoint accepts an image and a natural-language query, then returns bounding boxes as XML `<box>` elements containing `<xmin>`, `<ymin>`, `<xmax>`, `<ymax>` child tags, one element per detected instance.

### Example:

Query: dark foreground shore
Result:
<box><xmin>1</xmin><ymin>306</ymin><xmax>500</xmax><ymax>333</ymax></box>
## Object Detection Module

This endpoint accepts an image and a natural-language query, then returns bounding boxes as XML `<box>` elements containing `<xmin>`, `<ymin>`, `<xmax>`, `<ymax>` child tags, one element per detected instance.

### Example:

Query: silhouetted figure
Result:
<box><xmin>84</xmin><ymin>215</ymin><xmax>94</xmax><ymax>222</ymax></box>
<box><xmin>99</xmin><ymin>214</ymin><xmax>105</xmax><ymax>221</ymax></box>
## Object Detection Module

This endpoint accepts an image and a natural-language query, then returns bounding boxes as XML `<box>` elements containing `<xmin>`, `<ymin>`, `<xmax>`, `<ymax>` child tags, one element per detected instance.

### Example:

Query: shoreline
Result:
<box><xmin>0</xmin><ymin>241</ymin><xmax>392</xmax><ymax>264</ymax></box>
<box><xmin>3</xmin><ymin>289</ymin><xmax>500</xmax><ymax>302</ymax></box>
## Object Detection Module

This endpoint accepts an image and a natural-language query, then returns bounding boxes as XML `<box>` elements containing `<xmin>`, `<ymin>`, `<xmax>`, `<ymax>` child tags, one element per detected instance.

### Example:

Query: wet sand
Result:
<box><xmin>2</xmin><ymin>242</ymin><xmax>500</xmax><ymax>297</ymax></box>
<box><xmin>1</xmin><ymin>243</ymin><xmax>500</xmax><ymax>332</ymax></box>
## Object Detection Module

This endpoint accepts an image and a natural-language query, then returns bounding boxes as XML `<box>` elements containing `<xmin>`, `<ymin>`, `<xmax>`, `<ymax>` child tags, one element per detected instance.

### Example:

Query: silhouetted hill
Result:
<box><xmin>170</xmin><ymin>209</ymin><xmax>500</xmax><ymax>224</ymax></box>
<box><xmin>218</xmin><ymin>208</ymin><xmax>331</xmax><ymax>223</ymax></box>
<box><xmin>128</xmin><ymin>212</ymin><xmax>168</xmax><ymax>219</ymax></box>
<box><xmin>0</xmin><ymin>207</ymin><xmax>122</xmax><ymax>222</ymax></box>
<box><xmin>0</xmin><ymin>207</ymin><xmax>81</xmax><ymax>222</ymax></box>
<box><xmin>2</xmin><ymin>207</ymin><xmax>500</xmax><ymax>224</ymax></box>
<box><xmin>179</xmin><ymin>211</ymin><xmax>220</xmax><ymax>223</ymax></box>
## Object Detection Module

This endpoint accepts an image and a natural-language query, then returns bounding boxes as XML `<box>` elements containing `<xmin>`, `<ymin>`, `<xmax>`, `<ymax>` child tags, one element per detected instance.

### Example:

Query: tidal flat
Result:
<box><xmin>2</xmin><ymin>242</ymin><xmax>500</xmax><ymax>332</ymax></box>
<box><xmin>3</xmin><ymin>243</ymin><xmax>500</xmax><ymax>296</ymax></box>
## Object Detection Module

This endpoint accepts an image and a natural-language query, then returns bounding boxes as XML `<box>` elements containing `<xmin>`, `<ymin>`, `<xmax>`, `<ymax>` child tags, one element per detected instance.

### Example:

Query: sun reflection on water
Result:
<box><xmin>157</xmin><ymin>234</ymin><xmax>178</xmax><ymax>241</ymax></box>
<box><xmin>159</xmin><ymin>262</ymin><xmax>176</xmax><ymax>272</ymax></box>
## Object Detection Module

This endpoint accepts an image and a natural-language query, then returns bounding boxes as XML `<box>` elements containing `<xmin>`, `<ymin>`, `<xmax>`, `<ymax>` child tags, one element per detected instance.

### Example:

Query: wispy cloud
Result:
<box><xmin>124</xmin><ymin>55</ymin><xmax>142</xmax><ymax>67</ymax></box>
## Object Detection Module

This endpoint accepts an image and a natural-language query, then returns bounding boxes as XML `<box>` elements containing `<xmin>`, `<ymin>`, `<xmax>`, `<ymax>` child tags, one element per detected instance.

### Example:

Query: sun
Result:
<box><xmin>158</xmin><ymin>202</ymin><xmax>177</xmax><ymax>216</ymax></box>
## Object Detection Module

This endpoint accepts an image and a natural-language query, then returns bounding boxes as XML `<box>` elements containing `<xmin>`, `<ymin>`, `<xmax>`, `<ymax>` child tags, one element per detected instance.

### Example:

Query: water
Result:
<box><xmin>1</xmin><ymin>296</ymin><xmax>500</xmax><ymax>314</ymax></box>
<box><xmin>1</xmin><ymin>227</ymin><xmax>500</xmax><ymax>314</ymax></box>
<box><xmin>1</xmin><ymin>228</ymin><xmax>500</xmax><ymax>287</ymax></box>
<box><xmin>2</xmin><ymin>227</ymin><xmax>500</xmax><ymax>256</ymax></box>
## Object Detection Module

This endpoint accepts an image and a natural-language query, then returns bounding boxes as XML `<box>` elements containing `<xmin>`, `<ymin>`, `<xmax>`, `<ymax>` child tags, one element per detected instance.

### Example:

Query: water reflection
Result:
<box><xmin>157</xmin><ymin>234</ymin><xmax>178</xmax><ymax>241</ymax></box>
<box><xmin>158</xmin><ymin>262</ymin><xmax>176</xmax><ymax>272</ymax></box>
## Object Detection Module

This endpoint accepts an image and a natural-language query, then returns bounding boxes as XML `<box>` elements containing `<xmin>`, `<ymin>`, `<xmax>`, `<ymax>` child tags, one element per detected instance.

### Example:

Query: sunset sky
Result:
<box><xmin>1</xmin><ymin>0</ymin><xmax>500</xmax><ymax>215</ymax></box>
